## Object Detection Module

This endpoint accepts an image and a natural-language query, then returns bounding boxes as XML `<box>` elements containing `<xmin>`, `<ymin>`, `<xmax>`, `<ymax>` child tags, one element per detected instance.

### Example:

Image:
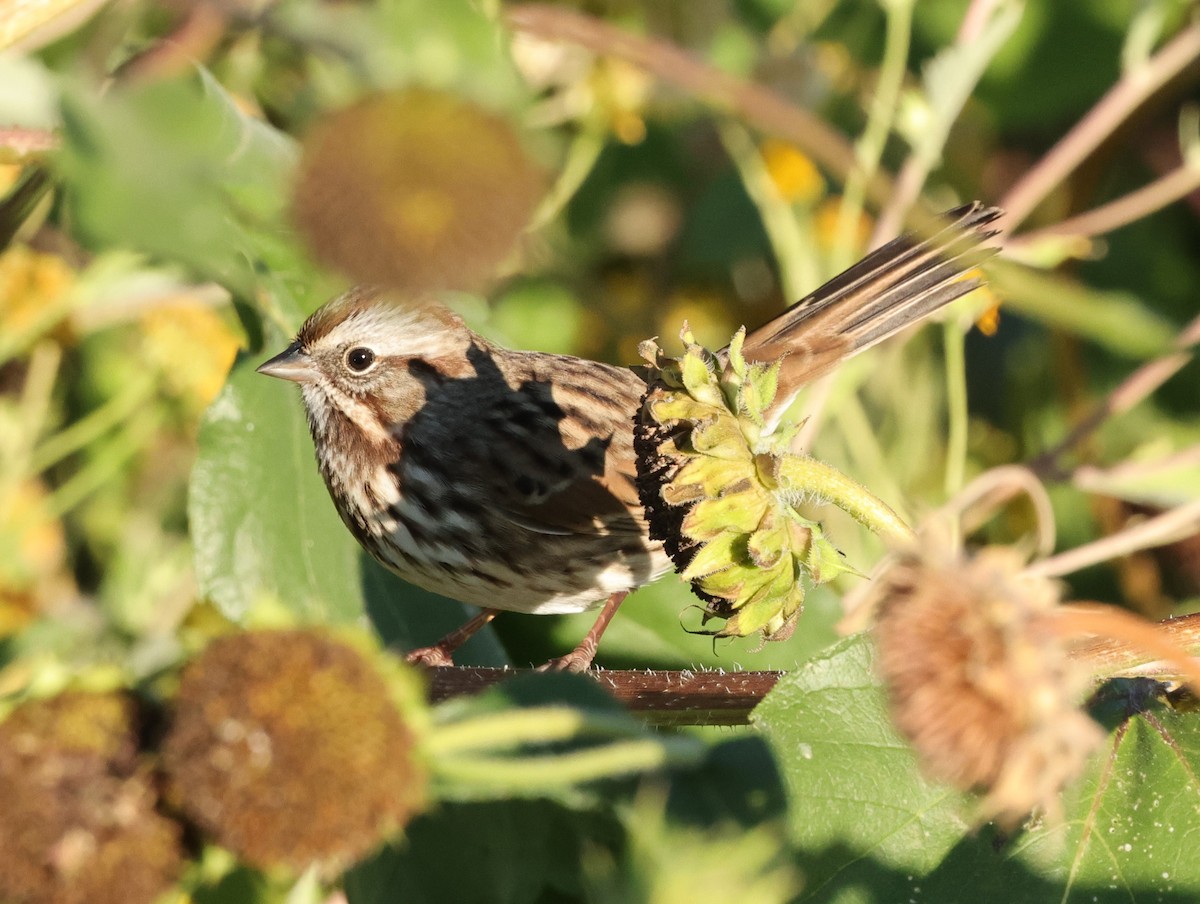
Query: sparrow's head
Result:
<box><xmin>257</xmin><ymin>287</ymin><xmax>471</xmax><ymax>441</ymax></box>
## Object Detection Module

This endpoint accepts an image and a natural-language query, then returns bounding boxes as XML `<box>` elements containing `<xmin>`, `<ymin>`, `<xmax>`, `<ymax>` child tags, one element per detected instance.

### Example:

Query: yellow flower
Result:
<box><xmin>761</xmin><ymin>140</ymin><xmax>824</xmax><ymax>204</ymax></box>
<box><xmin>0</xmin><ymin>245</ymin><xmax>75</xmax><ymax>340</ymax></box>
<box><xmin>140</xmin><ymin>302</ymin><xmax>240</xmax><ymax>410</ymax></box>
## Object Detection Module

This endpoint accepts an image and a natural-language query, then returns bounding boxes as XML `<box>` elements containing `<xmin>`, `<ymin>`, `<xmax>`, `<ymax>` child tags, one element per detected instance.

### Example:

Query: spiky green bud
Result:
<box><xmin>634</xmin><ymin>326</ymin><xmax>897</xmax><ymax>641</ymax></box>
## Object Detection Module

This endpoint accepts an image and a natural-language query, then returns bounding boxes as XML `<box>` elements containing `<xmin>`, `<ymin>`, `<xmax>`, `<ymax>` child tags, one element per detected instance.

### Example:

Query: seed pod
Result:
<box><xmin>871</xmin><ymin>542</ymin><xmax>1104</xmax><ymax>827</ymax></box>
<box><xmin>163</xmin><ymin>629</ymin><xmax>427</xmax><ymax>873</ymax></box>
<box><xmin>0</xmin><ymin>692</ymin><xmax>184</xmax><ymax>904</ymax></box>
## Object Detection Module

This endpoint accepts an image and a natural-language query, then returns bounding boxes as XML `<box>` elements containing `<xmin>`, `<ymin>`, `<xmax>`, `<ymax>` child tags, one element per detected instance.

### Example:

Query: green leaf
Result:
<box><xmin>753</xmin><ymin>635</ymin><xmax>970</xmax><ymax>899</ymax></box>
<box><xmin>55</xmin><ymin>69</ymin><xmax>314</xmax><ymax>300</ymax></box>
<box><xmin>188</xmin><ymin>340</ymin><xmax>507</xmax><ymax>663</ymax></box>
<box><xmin>754</xmin><ymin>636</ymin><xmax>1200</xmax><ymax>903</ymax></box>
<box><xmin>346</xmin><ymin>799</ymin><xmax>621</xmax><ymax>904</ymax></box>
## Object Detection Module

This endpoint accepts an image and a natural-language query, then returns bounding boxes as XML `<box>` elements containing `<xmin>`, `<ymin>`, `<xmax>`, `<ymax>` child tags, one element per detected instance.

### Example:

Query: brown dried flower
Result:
<box><xmin>0</xmin><ymin>692</ymin><xmax>184</xmax><ymax>904</ymax></box>
<box><xmin>871</xmin><ymin>542</ymin><xmax>1104</xmax><ymax>827</ymax></box>
<box><xmin>292</xmin><ymin>88</ymin><xmax>543</xmax><ymax>294</ymax></box>
<box><xmin>162</xmin><ymin>629</ymin><xmax>426</xmax><ymax>873</ymax></box>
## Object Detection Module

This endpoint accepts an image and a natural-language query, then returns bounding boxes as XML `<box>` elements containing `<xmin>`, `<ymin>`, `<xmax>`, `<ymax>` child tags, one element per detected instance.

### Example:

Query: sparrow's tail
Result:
<box><xmin>740</xmin><ymin>202</ymin><xmax>1003</xmax><ymax>400</ymax></box>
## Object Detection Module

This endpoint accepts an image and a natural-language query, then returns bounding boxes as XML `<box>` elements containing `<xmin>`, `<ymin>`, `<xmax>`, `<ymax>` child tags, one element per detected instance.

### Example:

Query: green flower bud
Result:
<box><xmin>634</xmin><ymin>327</ymin><xmax>858</xmax><ymax>641</ymax></box>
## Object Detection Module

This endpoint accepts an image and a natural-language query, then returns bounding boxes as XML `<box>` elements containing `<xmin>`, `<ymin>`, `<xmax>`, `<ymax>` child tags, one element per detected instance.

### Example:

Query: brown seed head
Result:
<box><xmin>0</xmin><ymin>692</ymin><xmax>184</xmax><ymax>904</ymax></box>
<box><xmin>871</xmin><ymin>543</ymin><xmax>1103</xmax><ymax>827</ymax></box>
<box><xmin>163</xmin><ymin>629</ymin><xmax>426</xmax><ymax>873</ymax></box>
<box><xmin>292</xmin><ymin>88</ymin><xmax>543</xmax><ymax>294</ymax></box>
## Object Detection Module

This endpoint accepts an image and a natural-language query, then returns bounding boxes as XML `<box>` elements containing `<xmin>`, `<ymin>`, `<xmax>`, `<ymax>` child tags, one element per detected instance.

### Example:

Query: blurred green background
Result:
<box><xmin>3</xmin><ymin>1</ymin><xmax>1200</xmax><ymax>902</ymax></box>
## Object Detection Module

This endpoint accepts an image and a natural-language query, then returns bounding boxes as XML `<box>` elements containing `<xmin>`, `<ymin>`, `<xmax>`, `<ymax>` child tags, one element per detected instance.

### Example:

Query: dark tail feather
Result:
<box><xmin>741</xmin><ymin>202</ymin><xmax>1002</xmax><ymax>393</ymax></box>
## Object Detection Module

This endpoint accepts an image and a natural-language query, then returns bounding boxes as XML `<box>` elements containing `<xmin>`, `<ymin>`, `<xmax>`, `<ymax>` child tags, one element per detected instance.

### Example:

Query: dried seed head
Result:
<box><xmin>633</xmin><ymin>327</ymin><xmax>853</xmax><ymax>641</ymax></box>
<box><xmin>871</xmin><ymin>543</ymin><xmax>1103</xmax><ymax>826</ymax></box>
<box><xmin>292</xmin><ymin>88</ymin><xmax>543</xmax><ymax>294</ymax></box>
<box><xmin>0</xmin><ymin>692</ymin><xmax>184</xmax><ymax>904</ymax></box>
<box><xmin>163</xmin><ymin>629</ymin><xmax>427</xmax><ymax>873</ymax></box>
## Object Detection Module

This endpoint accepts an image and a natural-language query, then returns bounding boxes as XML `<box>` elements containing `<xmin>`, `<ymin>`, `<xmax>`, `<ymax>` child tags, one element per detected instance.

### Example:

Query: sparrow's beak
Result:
<box><xmin>256</xmin><ymin>341</ymin><xmax>318</xmax><ymax>384</ymax></box>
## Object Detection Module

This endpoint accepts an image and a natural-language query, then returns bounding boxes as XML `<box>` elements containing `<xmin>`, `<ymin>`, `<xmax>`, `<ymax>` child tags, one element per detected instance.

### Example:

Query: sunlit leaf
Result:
<box><xmin>754</xmin><ymin>634</ymin><xmax>1200</xmax><ymax>903</ymax></box>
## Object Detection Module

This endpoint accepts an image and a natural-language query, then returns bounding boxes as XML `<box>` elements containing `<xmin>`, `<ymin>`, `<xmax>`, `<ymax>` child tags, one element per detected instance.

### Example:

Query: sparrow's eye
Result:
<box><xmin>345</xmin><ymin>347</ymin><xmax>376</xmax><ymax>373</ymax></box>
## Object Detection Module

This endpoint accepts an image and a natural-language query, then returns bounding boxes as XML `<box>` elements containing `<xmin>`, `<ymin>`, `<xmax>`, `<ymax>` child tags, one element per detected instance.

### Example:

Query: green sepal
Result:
<box><xmin>690</xmin><ymin>416</ymin><xmax>754</xmax><ymax>458</ymax></box>
<box><xmin>679</xmin><ymin>348</ymin><xmax>723</xmax><ymax>407</ymax></box>
<box><xmin>717</xmin><ymin>565</ymin><xmax>802</xmax><ymax>638</ymax></box>
<box><xmin>648</xmin><ymin>392</ymin><xmax>716</xmax><ymax>427</ymax></box>
<box><xmin>804</xmin><ymin>525</ymin><xmax>857</xmax><ymax>584</ymax></box>
<box><xmin>746</xmin><ymin>509</ymin><xmax>787</xmax><ymax>569</ymax></box>
<box><xmin>727</xmin><ymin>327</ymin><xmax>748</xmax><ymax>380</ymax></box>
<box><xmin>682</xmin><ymin>490</ymin><xmax>771</xmax><ymax>541</ymax></box>
<box><xmin>670</xmin><ymin>456</ymin><xmax>754</xmax><ymax>501</ymax></box>
<box><xmin>680</xmin><ymin>531</ymin><xmax>742</xmax><ymax>581</ymax></box>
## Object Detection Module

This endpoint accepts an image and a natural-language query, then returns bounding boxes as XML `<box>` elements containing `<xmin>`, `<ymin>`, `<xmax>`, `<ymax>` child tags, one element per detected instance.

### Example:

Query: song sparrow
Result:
<box><xmin>258</xmin><ymin>203</ymin><xmax>1001</xmax><ymax>670</ymax></box>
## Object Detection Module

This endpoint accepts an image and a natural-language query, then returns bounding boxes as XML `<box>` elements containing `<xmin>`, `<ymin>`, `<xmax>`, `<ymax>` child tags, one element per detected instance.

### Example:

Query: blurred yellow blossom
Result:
<box><xmin>655</xmin><ymin>289</ymin><xmax>735</xmax><ymax>352</ymax></box>
<box><xmin>590</xmin><ymin>58</ymin><xmax>651</xmax><ymax>145</ymax></box>
<box><xmin>972</xmin><ymin>281</ymin><xmax>1002</xmax><ymax>336</ymax></box>
<box><xmin>761</xmin><ymin>139</ymin><xmax>824</xmax><ymax>204</ymax></box>
<box><xmin>815</xmin><ymin>197</ymin><xmax>873</xmax><ymax>250</ymax></box>
<box><xmin>0</xmin><ymin>480</ymin><xmax>70</xmax><ymax>635</ymax></box>
<box><xmin>140</xmin><ymin>302</ymin><xmax>240</xmax><ymax>410</ymax></box>
<box><xmin>0</xmin><ymin>245</ymin><xmax>75</xmax><ymax>339</ymax></box>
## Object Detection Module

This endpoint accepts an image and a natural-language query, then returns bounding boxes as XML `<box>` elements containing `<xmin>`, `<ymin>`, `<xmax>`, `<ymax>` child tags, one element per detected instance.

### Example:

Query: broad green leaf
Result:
<box><xmin>346</xmin><ymin>799</ymin><xmax>621</xmax><ymax>904</ymax></box>
<box><xmin>188</xmin><ymin>344</ymin><xmax>507</xmax><ymax>664</ymax></box>
<box><xmin>754</xmin><ymin>635</ymin><xmax>1200</xmax><ymax>903</ymax></box>
<box><xmin>55</xmin><ymin>69</ymin><xmax>309</xmax><ymax>298</ymax></box>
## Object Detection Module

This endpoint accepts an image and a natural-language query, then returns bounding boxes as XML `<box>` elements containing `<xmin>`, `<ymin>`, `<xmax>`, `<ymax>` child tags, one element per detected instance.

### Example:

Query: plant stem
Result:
<box><xmin>30</xmin><ymin>373</ymin><xmax>157</xmax><ymax>475</ymax></box>
<box><xmin>504</xmin><ymin>4</ymin><xmax>892</xmax><ymax>205</ymax></box>
<box><xmin>777</xmin><ymin>454</ymin><xmax>914</xmax><ymax>545</ymax></box>
<box><xmin>1056</xmin><ymin>606</ymin><xmax>1200</xmax><ymax>693</ymax></box>
<box><xmin>999</xmin><ymin>22</ymin><xmax>1200</xmax><ymax>231</ymax></box>
<box><xmin>872</xmin><ymin>0</ymin><xmax>1020</xmax><ymax>244</ymax></box>
<box><xmin>1008</xmin><ymin>162</ymin><xmax>1200</xmax><ymax>251</ymax></box>
<box><xmin>832</xmin><ymin>0</ymin><xmax>912</xmax><ymax>267</ymax></box>
<box><xmin>942</xmin><ymin>318</ymin><xmax>969</xmax><ymax>497</ymax></box>
<box><xmin>1029</xmin><ymin>310</ymin><xmax>1200</xmax><ymax>477</ymax></box>
<box><xmin>1026</xmin><ymin>498</ymin><xmax>1200</xmax><ymax>579</ymax></box>
<box><xmin>44</xmin><ymin>412</ymin><xmax>159</xmax><ymax>520</ymax></box>
<box><xmin>434</xmin><ymin>737</ymin><xmax>705</xmax><ymax>790</ymax></box>
<box><xmin>528</xmin><ymin>124</ymin><xmax>606</xmax><ymax>231</ymax></box>
<box><xmin>426</xmin><ymin>706</ymin><xmax>643</xmax><ymax>757</ymax></box>
<box><xmin>941</xmin><ymin>464</ymin><xmax>1057</xmax><ymax>558</ymax></box>
<box><xmin>831</xmin><ymin>393</ymin><xmax>907</xmax><ymax>518</ymax></box>
<box><xmin>718</xmin><ymin>120</ymin><xmax>816</xmax><ymax>300</ymax></box>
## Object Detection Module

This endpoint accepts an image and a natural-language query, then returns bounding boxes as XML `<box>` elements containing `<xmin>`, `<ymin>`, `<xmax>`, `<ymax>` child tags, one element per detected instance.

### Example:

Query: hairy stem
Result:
<box><xmin>778</xmin><ymin>454</ymin><xmax>914</xmax><ymax>545</ymax></box>
<box><xmin>942</xmin><ymin>318</ymin><xmax>969</xmax><ymax>497</ymax></box>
